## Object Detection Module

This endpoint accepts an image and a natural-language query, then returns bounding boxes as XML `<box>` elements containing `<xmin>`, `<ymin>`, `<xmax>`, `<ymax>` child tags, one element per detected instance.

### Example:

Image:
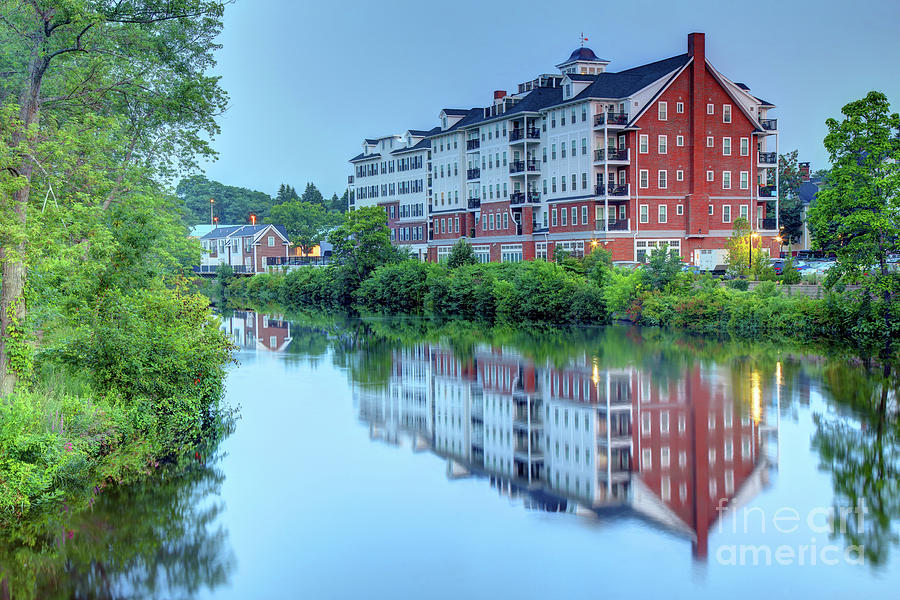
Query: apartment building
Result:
<box><xmin>349</xmin><ymin>32</ymin><xmax>779</xmax><ymax>265</ymax></box>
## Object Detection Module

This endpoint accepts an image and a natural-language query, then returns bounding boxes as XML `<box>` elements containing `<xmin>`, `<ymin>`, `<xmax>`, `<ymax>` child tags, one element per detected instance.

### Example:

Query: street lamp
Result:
<box><xmin>210</xmin><ymin>197</ymin><xmax>215</xmax><ymax>227</ymax></box>
<box><xmin>749</xmin><ymin>232</ymin><xmax>760</xmax><ymax>272</ymax></box>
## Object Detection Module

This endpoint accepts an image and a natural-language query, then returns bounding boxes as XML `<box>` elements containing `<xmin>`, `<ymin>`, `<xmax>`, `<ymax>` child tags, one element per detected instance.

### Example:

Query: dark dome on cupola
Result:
<box><xmin>566</xmin><ymin>47</ymin><xmax>602</xmax><ymax>62</ymax></box>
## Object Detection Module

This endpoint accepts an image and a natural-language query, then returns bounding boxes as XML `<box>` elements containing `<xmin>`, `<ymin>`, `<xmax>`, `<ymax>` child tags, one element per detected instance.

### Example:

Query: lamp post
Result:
<box><xmin>749</xmin><ymin>232</ymin><xmax>760</xmax><ymax>274</ymax></box>
<box><xmin>210</xmin><ymin>198</ymin><xmax>215</xmax><ymax>227</ymax></box>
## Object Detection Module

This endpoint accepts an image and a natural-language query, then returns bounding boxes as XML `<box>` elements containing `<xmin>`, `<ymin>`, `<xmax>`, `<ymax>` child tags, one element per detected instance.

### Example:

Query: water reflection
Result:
<box><xmin>348</xmin><ymin>328</ymin><xmax>776</xmax><ymax>559</ymax></box>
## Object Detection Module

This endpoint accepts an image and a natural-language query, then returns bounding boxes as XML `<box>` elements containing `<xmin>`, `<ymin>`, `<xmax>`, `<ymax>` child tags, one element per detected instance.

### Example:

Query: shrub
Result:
<box><xmin>446</xmin><ymin>239</ymin><xmax>478</xmax><ymax>268</ymax></box>
<box><xmin>355</xmin><ymin>261</ymin><xmax>434</xmax><ymax>313</ymax></box>
<box><xmin>781</xmin><ymin>258</ymin><xmax>801</xmax><ymax>284</ymax></box>
<box><xmin>727</xmin><ymin>278</ymin><xmax>750</xmax><ymax>291</ymax></box>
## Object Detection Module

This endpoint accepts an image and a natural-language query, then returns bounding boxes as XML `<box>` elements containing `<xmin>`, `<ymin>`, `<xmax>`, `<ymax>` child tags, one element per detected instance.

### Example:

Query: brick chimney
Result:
<box><xmin>685</xmin><ymin>32</ymin><xmax>710</xmax><ymax>237</ymax></box>
<box><xmin>799</xmin><ymin>162</ymin><xmax>811</xmax><ymax>182</ymax></box>
<box><xmin>493</xmin><ymin>90</ymin><xmax>507</xmax><ymax>100</ymax></box>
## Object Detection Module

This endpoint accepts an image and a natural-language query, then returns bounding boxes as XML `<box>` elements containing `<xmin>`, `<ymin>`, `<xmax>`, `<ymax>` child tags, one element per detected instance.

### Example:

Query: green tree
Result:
<box><xmin>328</xmin><ymin>206</ymin><xmax>397</xmax><ymax>284</ymax></box>
<box><xmin>778</xmin><ymin>150</ymin><xmax>804</xmax><ymax>244</ymax></box>
<box><xmin>643</xmin><ymin>248</ymin><xmax>682</xmax><ymax>291</ymax></box>
<box><xmin>807</xmin><ymin>91</ymin><xmax>900</xmax><ymax>360</ymax></box>
<box><xmin>268</xmin><ymin>200</ymin><xmax>342</xmax><ymax>256</ymax></box>
<box><xmin>447</xmin><ymin>238</ymin><xmax>478</xmax><ymax>268</ymax></box>
<box><xmin>0</xmin><ymin>0</ymin><xmax>229</xmax><ymax>394</ymax></box>
<box><xmin>177</xmin><ymin>175</ymin><xmax>274</xmax><ymax>226</ymax></box>
<box><xmin>300</xmin><ymin>182</ymin><xmax>325</xmax><ymax>207</ymax></box>
<box><xmin>275</xmin><ymin>183</ymin><xmax>299</xmax><ymax>205</ymax></box>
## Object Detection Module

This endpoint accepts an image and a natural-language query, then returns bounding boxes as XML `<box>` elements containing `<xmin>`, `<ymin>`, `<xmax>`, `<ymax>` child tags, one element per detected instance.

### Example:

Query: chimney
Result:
<box><xmin>799</xmin><ymin>162</ymin><xmax>811</xmax><ymax>182</ymax></box>
<box><xmin>493</xmin><ymin>90</ymin><xmax>507</xmax><ymax>100</ymax></box>
<box><xmin>688</xmin><ymin>32</ymin><xmax>705</xmax><ymax>62</ymax></box>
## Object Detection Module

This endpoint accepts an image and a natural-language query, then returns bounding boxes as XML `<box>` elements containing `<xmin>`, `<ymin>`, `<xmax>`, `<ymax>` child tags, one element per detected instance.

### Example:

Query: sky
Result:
<box><xmin>199</xmin><ymin>0</ymin><xmax>900</xmax><ymax>199</ymax></box>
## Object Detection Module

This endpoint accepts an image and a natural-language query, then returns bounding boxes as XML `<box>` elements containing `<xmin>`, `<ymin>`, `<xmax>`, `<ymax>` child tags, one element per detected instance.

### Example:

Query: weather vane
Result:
<box><xmin>580</xmin><ymin>32</ymin><xmax>589</xmax><ymax>47</ymax></box>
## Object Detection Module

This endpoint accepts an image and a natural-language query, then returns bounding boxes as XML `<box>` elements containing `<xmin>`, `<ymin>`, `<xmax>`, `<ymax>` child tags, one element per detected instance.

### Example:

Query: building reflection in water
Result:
<box><xmin>220</xmin><ymin>310</ymin><xmax>293</xmax><ymax>352</ymax></box>
<box><xmin>356</xmin><ymin>341</ymin><xmax>776</xmax><ymax>559</ymax></box>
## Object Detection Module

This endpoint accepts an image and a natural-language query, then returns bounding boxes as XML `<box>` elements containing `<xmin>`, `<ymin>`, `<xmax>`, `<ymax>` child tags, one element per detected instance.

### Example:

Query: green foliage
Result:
<box><xmin>328</xmin><ymin>206</ymin><xmax>398</xmax><ymax>285</ymax></box>
<box><xmin>356</xmin><ymin>261</ymin><xmax>436</xmax><ymax>314</ymax></box>
<box><xmin>727</xmin><ymin>278</ymin><xmax>750</xmax><ymax>291</ymax></box>
<box><xmin>778</xmin><ymin>150</ymin><xmax>805</xmax><ymax>245</ymax></box>
<box><xmin>781</xmin><ymin>258</ymin><xmax>801</xmax><ymax>284</ymax></box>
<box><xmin>643</xmin><ymin>248</ymin><xmax>682</xmax><ymax>291</ymax></box>
<box><xmin>267</xmin><ymin>200</ymin><xmax>342</xmax><ymax>255</ymax></box>
<box><xmin>177</xmin><ymin>175</ymin><xmax>275</xmax><ymax>226</ymax></box>
<box><xmin>446</xmin><ymin>238</ymin><xmax>478</xmax><ymax>268</ymax></box>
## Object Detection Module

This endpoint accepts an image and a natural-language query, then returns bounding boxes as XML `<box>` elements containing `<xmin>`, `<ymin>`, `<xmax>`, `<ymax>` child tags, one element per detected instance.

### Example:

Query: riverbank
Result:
<box><xmin>220</xmin><ymin>256</ymin><xmax>898</xmax><ymax>363</ymax></box>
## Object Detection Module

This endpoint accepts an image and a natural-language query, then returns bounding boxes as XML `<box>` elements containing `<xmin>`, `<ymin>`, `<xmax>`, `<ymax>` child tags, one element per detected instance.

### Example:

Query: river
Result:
<box><xmin>4</xmin><ymin>310</ymin><xmax>900</xmax><ymax>599</ymax></box>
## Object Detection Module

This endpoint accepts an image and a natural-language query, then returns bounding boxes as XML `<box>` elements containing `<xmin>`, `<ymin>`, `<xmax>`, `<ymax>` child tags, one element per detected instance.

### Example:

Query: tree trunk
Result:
<box><xmin>0</xmin><ymin>29</ymin><xmax>47</xmax><ymax>395</ymax></box>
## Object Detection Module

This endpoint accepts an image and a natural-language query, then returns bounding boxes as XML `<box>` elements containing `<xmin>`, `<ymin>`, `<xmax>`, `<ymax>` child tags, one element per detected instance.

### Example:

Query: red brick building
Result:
<box><xmin>351</xmin><ymin>33</ymin><xmax>780</xmax><ymax>267</ymax></box>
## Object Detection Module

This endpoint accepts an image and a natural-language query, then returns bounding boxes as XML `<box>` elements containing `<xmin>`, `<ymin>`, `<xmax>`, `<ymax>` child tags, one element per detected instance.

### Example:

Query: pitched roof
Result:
<box><xmin>391</xmin><ymin>137</ymin><xmax>432</xmax><ymax>154</ymax></box>
<box><xmin>200</xmin><ymin>224</ymin><xmax>288</xmax><ymax>241</ymax></box>
<box><xmin>441</xmin><ymin>108</ymin><xmax>470</xmax><ymax>116</ymax></box>
<box><xmin>572</xmin><ymin>53</ymin><xmax>690</xmax><ymax>101</ymax></box>
<box><xmin>350</xmin><ymin>152</ymin><xmax>380</xmax><ymax>162</ymax></box>
<box><xmin>408</xmin><ymin>127</ymin><xmax>440</xmax><ymax>136</ymax></box>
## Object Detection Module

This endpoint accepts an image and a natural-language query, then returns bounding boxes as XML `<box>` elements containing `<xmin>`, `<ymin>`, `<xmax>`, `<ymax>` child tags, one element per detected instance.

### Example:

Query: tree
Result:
<box><xmin>724</xmin><ymin>218</ymin><xmax>770</xmax><ymax>279</ymax></box>
<box><xmin>267</xmin><ymin>200</ymin><xmax>342</xmax><ymax>256</ymax></box>
<box><xmin>275</xmin><ymin>183</ymin><xmax>299</xmax><ymax>205</ymax></box>
<box><xmin>0</xmin><ymin>0</ymin><xmax>229</xmax><ymax>395</ymax></box>
<box><xmin>447</xmin><ymin>238</ymin><xmax>477</xmax><ymax>268</ymax></box>
<box><xmin>300</xmin><ymin>182</ymin><xmax>325</xmax><ymax>207</ymax></box>
<box><xmin>807</xmin><ymin>91</ymin><xmax>900</xmax><ymax>361</ymax></box>
<box><xmin>778</xmin><ymin>150</ymin><xmax>804</xmax><ymax>245</ymax></box>
<box><xmin>177</xmin><ymin>175</ymin><xmax>274</xmax><ymax>226</ymax></box>
<box><xmin>643</xmin><ymin>248</ymin><xmax>682</xmax><ymax>291</ymax></box>
<box><xmin>328</xmin><ymin>206</ymin><xmax>397</xmax><ymax>284</ymax></box>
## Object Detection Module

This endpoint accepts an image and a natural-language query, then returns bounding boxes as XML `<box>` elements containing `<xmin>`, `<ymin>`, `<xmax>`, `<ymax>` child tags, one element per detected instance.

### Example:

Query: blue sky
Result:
<box><xmin>199</xmin><ymin>0</ymin><xmax>900</xmax><ymax>199</ymax></box>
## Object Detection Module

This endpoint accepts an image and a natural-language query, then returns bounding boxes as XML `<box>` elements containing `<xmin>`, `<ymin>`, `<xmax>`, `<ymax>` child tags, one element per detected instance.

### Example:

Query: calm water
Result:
<box><xmin>4</xmin><ymin>311</ymin><xmax>900</xmax><ymax>599</ymax></box>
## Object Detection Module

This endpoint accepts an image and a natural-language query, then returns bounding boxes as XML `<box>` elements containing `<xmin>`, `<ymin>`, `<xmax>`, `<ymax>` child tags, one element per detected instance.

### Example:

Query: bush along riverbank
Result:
<box><xmin>222</xmin><ymin>237</ymin><xmax>899</xmax><ymax>364</ymax></box>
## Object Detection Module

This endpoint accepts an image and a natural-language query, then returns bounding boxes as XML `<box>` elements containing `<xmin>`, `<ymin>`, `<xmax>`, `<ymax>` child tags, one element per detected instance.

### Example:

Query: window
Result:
<box><xmin>658</xmin><ymin>170</ymin><xmax>667</xmax><ymax>189</ymax></box>
<box><xmin>709</xmin><ymin>204</ymin><xmax>714</xmax><ymax>216</ymax></box>
<box><xmin>561</xmin><ymin>143</ymin><xmax>566</xmax><ymax>158</ymax></box>
<box><xmin>582</xmin><ymin>138</ymin><xmax>587</xmax><ymax>155</ymax></box>
<box><xmin>661</xmin><ymin>447</ymin><xmax>671</xmax><ymax>469</ymax></box>
<box><xmin>640</xmin><ymin>204</ymin><xmax>649</xmax><ymax>224</ymax></box>
<box><xmin>676</xmin><ymin>135</ymin><xmax>684</xmax><ymax>147</ymax></box>
<box><xmin>658</xmin><ymin>101</ymin><xmax>667</xmax><ymax>121</ymax></box>
<box><xmin>267</xmin><ymin>236</ymin><xmax>275</xmax><ymax>247</ymax></box>
<box><xmin>561</xmin><ymin>207</ymin><xmax>567</xmax><ymax>226</ymax></box>
<box><xmin>740</xmin><ymin>137</ymin><xmax>749</xmax><ymax>156</ymax></box>
<box><xmin>551</xmin><ymin>209</ymin><xmax>558</xmax><ymax>227</ymax></box>
<box><xmin>658</xmin><ymin>204</ymin><xmax>667</xmax><ymax>223</ymax></box>
<box><xmin>740</xmin><ymin>171</ymin><xmax>749</xmax><ymax>189</ymax></box>
<box><xmin>723</xmin><ymin>104</ymin><xmax>732</xmax><ymax>123</ymax></box>
<box><xmin>676</xmin><ymin>204</ymin><xmax>684</xmax><ymax>215</ymax></box>
<box><xmin>639</xmin><ymin>134</ymin><xmax>649</xmax><ymax>154</ymax></box>
<box><xmin>642</xmin><ymin>448</ymin><xmax>652</xmax><ymax>469</ymax></box>
<box><xmin>552</xmin><ymin>177</ymin><xmax>557</xmax><ymax>193</ymax></box>
<box><xmin>707</xmin><ymin>103</ymin><xmax>715</xmax><ymax>115</ymax></box>
<box><xmin>723</xmin><ymin>137</ymin><xmax>731</xmax><ymax>156</ymax></box>
<box><xmin>706</xmin><ymin>170</ymin><xmax>714</xmax><ymax>182</ymax></box>
<box><xmin>561</xmin><ymin>177</ymin><xmax>567</xmax><ymax>192</ymax></box>
<box><xmin>582</xmin><ymin>172</ymin><xmax>588</xmax><ymax>190</ymax></box>
<box><xmin>503</xmin><ymin>213</ymin><xmax>509</xmax><ymax>230</ymax></box>
<box><xmin>676</xmin><ymin>170</ymin><xmax>684</xmax><ymax>182</ymax></box>
<box><xmin>722</xmin><ymin>171</ymin><xmax>732</xmax><ymax>189</ymax></box>
<box><xmin>676</xmin><ymin>101</ymin><xmax>684</xmax><ymax>113</ymax></box>
<box><xmin>723</xmin><ymin>205</ymin><xmax>732</xmax><ymax>223</ymax></box>
<box><xmin>571</xmin><ymin>206</ymin><xmax>577</xmax><ymax>226</ymax></box>
<box><xmin>660</xmin><ymin>411</ymin><xmax>670</xmax><ymax>433</ymax></box>
<box><xmin>740</xmin><ymin>205</ymin><xmax>749</xmax><ymax>220</ymax></box>
<box><xmin>658</xmin><ymin>135</ymin><xmax>667</xmax><ymax>154</ymax></box>
<box><xmin>706</xmin><ymin>136</ymin><xmax>714</xmax><ymax>148</ymax></box>
<box><xmin>639</xmin><ymin>169</ymin><xmax>649</xmax><ymax>189</ymax></box>
<box><xmin>581</xmin><ymin>205</ymin><xmax>588</xmax><ymax>225</ymax></box>
<box><xmin>551</xmin><ymin>144</ymin><xmax>557</xmax><ymax>160</ymax></box>
<box><xmin>571</xmin><ymin>174</ymin><xmax>576</xmax><ymax>191</ymax></box>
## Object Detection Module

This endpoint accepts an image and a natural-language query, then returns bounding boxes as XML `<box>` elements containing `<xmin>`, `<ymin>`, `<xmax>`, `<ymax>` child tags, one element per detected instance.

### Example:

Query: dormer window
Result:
<box><xmin>565</xmin><ymin>84</ymin><xmax>571</xmax><ymax>98</ymax></box>
<box><xmin>442</xmin><ymin>117</ymin><xmax>447</xmax><ymax>129</ymax></box>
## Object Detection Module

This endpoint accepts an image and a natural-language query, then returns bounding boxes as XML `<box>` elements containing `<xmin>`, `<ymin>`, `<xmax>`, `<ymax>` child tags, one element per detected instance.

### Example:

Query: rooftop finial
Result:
<box><xmin>580</xmin><ymin>32</ymin><xmax>588</xmax><ymax>47</ymax></box>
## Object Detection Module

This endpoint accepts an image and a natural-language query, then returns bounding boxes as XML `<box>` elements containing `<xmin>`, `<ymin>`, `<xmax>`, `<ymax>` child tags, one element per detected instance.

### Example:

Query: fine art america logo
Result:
<box><xmin>714</xmin><ymin>499</ymin><xmax>868</xmax><ymax>566</ymax></box>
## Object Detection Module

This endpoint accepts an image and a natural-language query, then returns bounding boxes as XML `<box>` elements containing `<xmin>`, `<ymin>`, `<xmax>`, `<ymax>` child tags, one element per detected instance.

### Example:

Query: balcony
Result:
<box><xmin>594</xmin><ymin>112</ymin><xmax>629</xmax><ymax>127</ymax></box>
<box><xmin>759</xmin><ymin>185</ymin><xmax>776</xmax><ymax>198</ymax></box>
<box><xmin>527</xmin><ymin>191</ymin><xmax>541</xmax><ymax>203</ymax></box>
<box><xmin>509</xmin><ymin>128</ymin><xmax>540</xmax><ymax>142</ymax></box>
<box><xmin>509</xmin><ymin>159</ymin><xmax>539</xmax><ymax>174</ymax></box>
<box><xmin>759</xmin><ymin>118</ymin><xmax>778</xmax><ymax>131</ymax></box>
<box><xmin>758</xmin><ymin>151</ymin><xmax>777</xmax><ymax>165</ymax></box>
<box><xmin>468</xmin><ymin>197</ymin><xmax>481</xmax><ymax>209</ymax></box>
<box><xmin>595</xmin><ymin>183</ymin><xmax>630</xmax><ymax>197</ymax></box>
<box><xmin>758</xmin><ymin>217</ymin><xmax>777</xmax><ymax>231</ymax></box>
<box><xmin>594</xmin><ymin>147</ymin><xmax>629</xmax><ymax>163</ymax></box>
<box><xmin>466</xmin><ymin>139</ymin><xmax>480</xmax><ymax>151</ymax></box>
<box><xmin>467</xmin><ymin>168</ymin><xmax>481</xmax><ymax>180</ymax></box>
<box><xmin>594</xmin><ymin>218</ymin><xmax>630</xmax><ymax>232</ymax></box>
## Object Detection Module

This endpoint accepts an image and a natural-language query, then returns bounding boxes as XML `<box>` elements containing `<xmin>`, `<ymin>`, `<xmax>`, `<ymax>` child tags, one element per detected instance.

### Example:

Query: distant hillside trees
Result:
<box><xmin>178</xmin><ymin>177</ymin><xmax>345</xmax><ymax>226</ymax></box>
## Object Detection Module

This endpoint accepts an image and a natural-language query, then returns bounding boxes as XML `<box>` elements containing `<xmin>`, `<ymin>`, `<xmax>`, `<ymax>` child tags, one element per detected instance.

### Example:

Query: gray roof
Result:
<box><xmin>391</xmin><ymin>137</ymin><xmax>432</xmax><ymax>154</ymax></box>
<box><xmin>200</xmin><ymin>224</ymin><xmax>288</xmax><ymax>241</ymax></box>
<box><xmin>441</xmin><ymin>108</ymin><xmax>470</xmax><ymax>116</ymax></box>
<box><xmin>350</xmin><ymin>152</ymin><xmax>381</xmax><ymax>162</ymax></box>
<box><xmin>799</xmin><ymin>180</ymin><xmax>819</xmax><ymax>207</ymax></box>
<box><xmin>572</xmin><ymin>53</ymin><xmax>690</xmax><ymax>102</ymax></box>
